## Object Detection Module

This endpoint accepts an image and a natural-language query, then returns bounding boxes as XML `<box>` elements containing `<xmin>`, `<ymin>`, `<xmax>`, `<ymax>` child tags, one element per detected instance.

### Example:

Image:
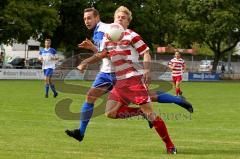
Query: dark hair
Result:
<box><xmin>45</xmin><ymin>39</ymin><xmax>51</xmax><ymax>43</ymax></box>
<box><xmin>84</xmin><ymin>7</ymin><xmax>99</xmax><ymax>17</ymax></box>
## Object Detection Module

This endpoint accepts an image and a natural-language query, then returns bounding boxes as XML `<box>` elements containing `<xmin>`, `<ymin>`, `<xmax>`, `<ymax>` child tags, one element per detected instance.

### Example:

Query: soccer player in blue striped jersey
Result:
<box><xmin>65</xmin><ymin>8</ymin><xmax>116</xmax><ymax>142</ymax></box>
<box><xmin>39</xmin><ymin>39</ymin><xmax>58</xmax><ymax>98</ymax></box>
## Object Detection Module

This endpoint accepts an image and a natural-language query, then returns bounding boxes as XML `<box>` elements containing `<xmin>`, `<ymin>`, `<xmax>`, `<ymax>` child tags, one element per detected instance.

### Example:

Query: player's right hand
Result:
<box><xmin>77</xmin><ymin>63</ymin><xmax>88</xmax><ymax>73</ymax></box>
<box><xmin>169</xmin><ymin>63</ymin><xmax>175</xmax><ymax>70</ymax></box>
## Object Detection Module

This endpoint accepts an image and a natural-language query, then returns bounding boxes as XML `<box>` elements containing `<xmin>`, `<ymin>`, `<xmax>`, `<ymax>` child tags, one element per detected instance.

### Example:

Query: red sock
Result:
<box><xmin>116</xmin><ymin>106</ymin><xmax>142</xmax><ymax>119</ymax></box>
<box><xmin>152</xmin><ymin>116</ymin><xmax>175</xmax><ymax>148</ymax></box>
<box><xmin>176</xmin><ymin>88</ymin><xmax>180</xmax><ymax>95</ymax></box>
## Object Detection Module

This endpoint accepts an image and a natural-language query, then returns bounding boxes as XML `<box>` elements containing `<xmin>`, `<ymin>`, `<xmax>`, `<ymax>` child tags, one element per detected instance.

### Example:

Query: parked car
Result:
<box><xmin>27</xmin><ymin>58</ymin><xmax>42</xmax><ymax>69</ymax></box>
<box><xmin>6</xmin><ymin>57</ymin><xmax>25</xmax><ymax>69</ymax></box>
<box><xmin>198</xmin><ymin>60</ymin><xmax>213</xmax><ymax>72</ymax></box>
<box><xmin>198</xmin><ymin>60</ymin><xmax>233</xmax><ymax>73</ymax></box>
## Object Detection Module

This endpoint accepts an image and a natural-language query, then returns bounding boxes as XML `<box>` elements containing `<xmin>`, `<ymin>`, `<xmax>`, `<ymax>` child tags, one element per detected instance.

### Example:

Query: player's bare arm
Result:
<box><xmin>77</xmin><ymin>50</ymin><xmax>108</xmax><ymax>73</ymax></box>
<box><xmin>169</xmin><ymin>63</ymin><xmax>175</xmax><ymax>70</ymax></box>
<box><xmin>143</xmin><ymin>50</ymin><xmax>151</xmax><ymax>85</ymax></box>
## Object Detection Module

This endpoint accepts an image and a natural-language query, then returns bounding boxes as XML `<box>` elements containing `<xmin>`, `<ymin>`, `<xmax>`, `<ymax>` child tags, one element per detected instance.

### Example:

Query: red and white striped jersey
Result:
<box><xmin>102</xmin><ymin>29</ymin><xmax>149</xmax><ymax>80</ymax></box>
<box><xmin>169</xmin><ymin>57</ymin><xmax>185</xmax><ymax>77</ymax></box>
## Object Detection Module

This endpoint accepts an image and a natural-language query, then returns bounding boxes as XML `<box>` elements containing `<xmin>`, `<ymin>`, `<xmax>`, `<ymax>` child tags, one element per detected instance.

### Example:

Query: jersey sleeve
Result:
<box><xmin>182</xmin><ymin>60</ymin><xmax>185</xmax><ymax>68</ymax></box>
<box><xmin>130</xmin><ymin>31</ymin><xmax>149</xmax><ymax>56</ymax></box>
<box><xmin>168</xmin><ymin>59</ymin><xmax>173</xmax><ymax>66</ymax></box>
<box><xmin>97</xmin><ymin>31</ymin><xmax>105</xmax><ymax>52</ymax></box>
<box><xmin>93</xmin><ymin>29</ymin><xmax>105</xmax><ymax>52</ymax></box>
<box><xmin>51</xmin><ymin>48</ymin><xmax>57</xmax><ymax>55</ymax></box>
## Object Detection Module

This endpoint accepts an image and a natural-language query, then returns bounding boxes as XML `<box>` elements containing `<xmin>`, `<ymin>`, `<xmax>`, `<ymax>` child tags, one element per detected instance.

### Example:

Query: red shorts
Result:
<box><xmin>108</xmin><ymin>75</ymin><xmax>151</xmax><ymax>105</ymax></box>
<box><xmin>172</xmin><ymin>75</ymin><xmax>182</xmax><ymax>84</ymax></box>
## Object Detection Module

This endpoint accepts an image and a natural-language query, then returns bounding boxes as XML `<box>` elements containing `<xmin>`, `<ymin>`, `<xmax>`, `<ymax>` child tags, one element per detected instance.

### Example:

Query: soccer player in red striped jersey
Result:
<box><xmin>168</xmin><ymin>51</ymin><xmax>186</xmax><ymax>96</ymax></box>
<box><xmin>77</xmin><ymin>6</ymin><xmax>177</xmax><ymax>154</ymax></box>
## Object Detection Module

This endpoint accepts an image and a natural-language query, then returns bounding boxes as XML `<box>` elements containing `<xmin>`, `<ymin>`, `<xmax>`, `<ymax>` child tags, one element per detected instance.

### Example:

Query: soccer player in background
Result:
<box><xmin>72</xmin><ymin>6</ymin><xmax>178</xmax><ymax>154</ymax></box>
<box><xmin>39</xmin><ymin>39</ymin><xmax>58</xmax><ymax>98</ymax></box>
<box><xmin>0</xmin><ymin>52</ymin><xmax>4</xmax><ymax>68</ymax></box>
<box><xmin>168</xmin><ymin>51</ymin><xmax>186</xmax><ymax>96</ymax></box>
<box><xmin>65</xmin><ymin>7</ymin><xmax>192</xmax><ymax>148</ymax></box>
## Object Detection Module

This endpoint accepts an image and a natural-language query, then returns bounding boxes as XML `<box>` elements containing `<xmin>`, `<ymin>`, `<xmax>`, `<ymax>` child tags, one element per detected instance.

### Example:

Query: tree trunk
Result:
<box><xmin>212</xmin><ymin>50</ymin><xmax>221</xmax><ymax>73</ymax></box>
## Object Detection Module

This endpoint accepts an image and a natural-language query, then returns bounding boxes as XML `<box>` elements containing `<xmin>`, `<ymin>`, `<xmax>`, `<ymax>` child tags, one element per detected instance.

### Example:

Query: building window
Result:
<box><xmin>28</xmin><ymin>45</ymin><xmax>39</xmax><ymax>51</ymax></box>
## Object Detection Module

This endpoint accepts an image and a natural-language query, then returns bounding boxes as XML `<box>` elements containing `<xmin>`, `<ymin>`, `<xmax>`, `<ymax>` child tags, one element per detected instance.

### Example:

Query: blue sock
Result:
<box><xmin>45</xmin><ymin>84</ymin><xmax>49</xmax><ymax>95</ymax></box>
<box><xmin>156</xmin><ymin>91</ymin><xmax>183</xmax><ymax>104</ymax></box>
<box><xmin>79</xmin><ymin>102</ymin><xmax>94</xmax><ymax>135</ymax></box>
<box><xmin>50</xmin><ymin>84</ymin><xmax>57</xmax><ymax>94</ymax></box>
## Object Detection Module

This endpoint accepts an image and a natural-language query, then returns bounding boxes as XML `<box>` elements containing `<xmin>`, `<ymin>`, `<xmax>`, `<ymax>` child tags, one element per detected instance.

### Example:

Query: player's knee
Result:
<box><xmin>45</xmin><ymin>79</ymin><xmax>50</xmax><ymax>84</ymax></box>
<box><xmin>86</xmin><ymin>91</ymin><xmax>97</xmax><ymax>103</ymax></box>
<box><xmin>86</xmin><ymin>95</ymin><xmax>95</xmax><ymax>103</ymax></box>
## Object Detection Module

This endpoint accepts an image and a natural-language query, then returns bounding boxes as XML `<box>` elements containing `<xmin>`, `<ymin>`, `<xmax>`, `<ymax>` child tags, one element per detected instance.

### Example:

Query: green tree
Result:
<box><xmin>53</xmin><ymin>0</ymin><xmax>153</xmax><ymax>53</ymax></box>
<box><xmin>176</xmin><ymin>0</ymin><xmax>240</xmax><ymax>71</ymax></box>
<box><xmin>93</xmin><ymin>0</ymin><xmax>177</xmax><ymax>50</ymax></box>
<box><xmin>49</xmin><ymin>0</ymin><xmax>178</xmax><ymax>54</ymax></box>
<box><xmin>138</xmin><ymin>0</ymin><xmax>177</xmax><ymax>47</ymax></box>
<box><xmin>52</xmin><ymin>0</ymin><xmax>90</xmax><ymax>54</ymax></box>
<box><xmin>0</xmin><ymin>0</ymin><xmax>60</xmax><ymax>44</ymax></box>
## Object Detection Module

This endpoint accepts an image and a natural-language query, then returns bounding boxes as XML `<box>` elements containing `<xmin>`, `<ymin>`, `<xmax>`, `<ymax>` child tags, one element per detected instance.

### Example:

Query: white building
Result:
<box><xmin>233</xmin><ymin>42</ymin><xmax>240</xmax><ymax>55</ymax></box>
<box><xmin>3</xmin><ymin>38</ymin><xmax>40</xmax><ymax>61</ymax></box>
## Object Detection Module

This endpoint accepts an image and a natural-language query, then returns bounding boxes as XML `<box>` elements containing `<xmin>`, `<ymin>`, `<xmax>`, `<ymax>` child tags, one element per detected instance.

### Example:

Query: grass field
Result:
<box><xmin>0</xmin><ymin>80</ymin><xmax>240</xmax><ymax>159</ymax></box>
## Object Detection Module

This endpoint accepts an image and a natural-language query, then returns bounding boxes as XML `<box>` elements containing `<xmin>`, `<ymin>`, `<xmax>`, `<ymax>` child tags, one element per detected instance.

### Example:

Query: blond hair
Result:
<box><xmin>175</xmin><ymin>50</ymin><xmax>181</xmax><ymax>54</ymax></box>
<box><xmin>114</xmin><ymin>6</ymin><xmax>132</xmax><ymax>22</ymax></box>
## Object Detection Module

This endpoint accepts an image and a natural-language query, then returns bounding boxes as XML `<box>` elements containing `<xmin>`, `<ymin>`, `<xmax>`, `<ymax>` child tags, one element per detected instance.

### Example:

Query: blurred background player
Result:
<box><xmin>0</xmin><ymin>52</ymin><xmax>4</xmax><ymax>68</ymax></box>
<box><xmin>168</xmin><ymin>51</ymin><xmax>186</xmax><ymax>96</ymax></box>
<box><xmin>39</xmin><ymin>39</ymin><xmax>58</xmax><ymax>98</ymax></box>
<box><xmin>65</xmin><ymin>7</ymin><xmax>192</xmax><ymax>145</ymax></box>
